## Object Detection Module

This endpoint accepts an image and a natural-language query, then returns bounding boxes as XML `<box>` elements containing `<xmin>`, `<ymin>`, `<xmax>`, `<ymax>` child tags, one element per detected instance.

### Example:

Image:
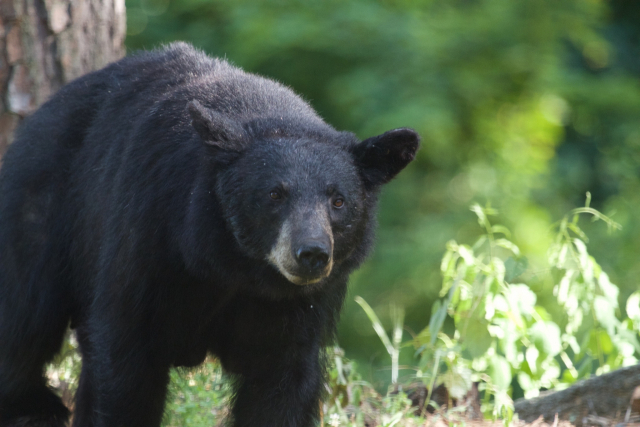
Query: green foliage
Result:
<box><xmin>45</xmin><ymin>330</ymin><xmax>81</xmax><ymax>398</ymax></box>
<box><xmin>358</xmin><ymin>198</ymin><xmax>639</xmax><ymax>420</ymax></box>
<box><xmin>163</xmin><ymin>359</ymin><xmax>230</xmax><ymax>427</ymax></box>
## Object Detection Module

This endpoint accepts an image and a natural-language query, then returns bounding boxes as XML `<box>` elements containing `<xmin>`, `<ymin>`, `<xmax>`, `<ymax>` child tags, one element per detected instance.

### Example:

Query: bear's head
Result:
<box><xmin>188</xmin><ymin>100</ymin><xmax>419</xmax><ymax>289</ymax></box>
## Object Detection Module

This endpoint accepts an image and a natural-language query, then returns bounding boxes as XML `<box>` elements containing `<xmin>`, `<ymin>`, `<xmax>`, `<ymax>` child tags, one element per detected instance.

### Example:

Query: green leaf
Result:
<box><xmin>504</xmin><ymin>256</ymin><xmax>528</xmax><ymax>283</ymax></box>
<box><xmin>441</xmin><ymin>365</ymin><xmax>473</xmax><ymax>400</ymax></box>
<box><xmin>491</xmin><ymin>224</ymin><xmax>512</xmax><ymax>238</ymax></box>
<box><xmin>472</xmin><ymin>235</ymin><xmax>488</xmax><ymax>251</ymax></box>
<box><xmin>470</xmin><ymin>203</ymin><xmax>487</xmax><ymax>226</ymax></box>
<box><xmin>587</xmin><ymin>329</ymin><xmax>614</xmax><ymax>356</ymax></box>
<box><xmin>597</xmin><ymin>271</ymin><xmax>619</xmax><ymax>307</ymax></box>
<box><xmin>627</xmin><ymin>291</ymin><xmax>640</xmax><ymax>322</ymax></box>
<box><xmin>572</xmin><ymin>239</ymin><xmax>592</xmax><ymax>276</ymax></box>
<box><xmin>508</xmin><ymin>284</ymin><xmax>536</xmax><ymax>317</ymax></box>
<box><xmin>525</xmin><ymin>346</ymin><xmax>539</xmax><ymax>374</ymax></box>
<box><xmin>616</xmin><ymin>326</ymin><xmax>640</xmax><ymax>355</ymax></box>
<box><xmin>462</xmin><ymin>319</ymin><xmax>492</xmax><ymax>358</ymax></box>
<box><xmin>558</xmin><ymin>243</ymin><xmax>569</xmax><ymax>267</ymax></box>
<box><xmin>354</xmin><ymin>296</ymin><xmax>393</xmax><ymax>355</ymax></box>
<box><xmin>594</xmin><ymin>295</ymin><xmax>618</xmax><ymax>335</ymax></box>
<box><xmin>428</xmin><ymin>300</ymin><xmax>448</xmax><ymax>346</ymax></box>
<box><xmin>488</xmin><ymin>258</ymin><xmax>506</xmax><ymax>287</ymax></box>
<box><xmin>381</xmin><ymin>411</ymin><xmax>403</xmax><ymax>427</ymax></box>
<box><xmin>495</xmin><ymin>238</ymin><xmax>520</xmax><ymax>256</ymax></box>
<box><xmin>555</xmin><ymin>269</ymin><xmax>575</xmax><ymax>304</ymax></box>
<box><xmin>517</xmin><ymin>372</ymin><xmax>536</xmax><ymax>394</ymax></box>
<box><xmin>561</xmin><ymin>366</ymin><xmax>578</xmax><ymax>383</ymax></box>
<box><xmin>488</xmin><ymin>355</ymin><xmax>512</xmax><ymax>391</ymax></box>
<box><xmin>458</xmin><ymin>244</ymin><xmax>475</xmax><ymax>265</ymax></box>
<box><xmin>564</xmin><ymin>335</ymin><xmax>580</xmax><ymax>354</ymax></box>
<box><xmin>495</xmin><ymin>319</ymin><xmax>520</xmax><ymax>366</ymax></box>
<box><xmin>567</xmin><ymin>223</ymin><xmax>589</xmax><ymax>242</ymax></box>
<box><xmin>440</xmin><ymin>249</ymin><xmax>455</xmax><ymax>276</ymax></box>
<box><xmin>539</xmin><ymin>359</ymin><xmax>561</xmax><ymax>387</ymax></box>
<box><xmin>534</xmin><ymin>306</ymin><xmax>553</xmax><ymax>321</ymax></box>
<box><xmin>577</xmin><ymin>357</ymin><xmax>593</xmax><ymax>378</ymax></box>
<box><xmin>529</xmin><ymin>321</ymin><xmax>562</xmax><ymax>357</ymax></box>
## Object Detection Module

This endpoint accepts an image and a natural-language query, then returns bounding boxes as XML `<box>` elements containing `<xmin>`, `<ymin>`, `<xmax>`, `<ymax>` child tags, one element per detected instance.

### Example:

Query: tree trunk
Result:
<box><xmin>0</xmin><ymin>0</ymin><xmax>126</xmax><ymax>155</ymax></box>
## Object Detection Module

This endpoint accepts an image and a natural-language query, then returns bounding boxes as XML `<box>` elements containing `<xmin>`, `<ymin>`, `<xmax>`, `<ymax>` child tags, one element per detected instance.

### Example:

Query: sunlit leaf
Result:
<box><xmin>495</xmin><ymin>238</ymin><xmax>520</xmax><ymax>256</ymax></box>
<box><xmin>529</xmin><ymin>321</ymin><xmax>562</xmax><ymax>357</ymax></box>
<box><xmin>627</xmin><ymin>291</ymin><xmax>640</xmax><ymax>322</ymax></box>
<box><xmin>539</xmin><ymin>359</ymin><xmax>560</xmax><ymax>387</ymax></box>
<box><xmin>517</xmin><ymin>372</ymin><xmax>536</xmax><ymax>396</ymax></box>
<box><xmin>508</xmin><ymin>284</ymin><xmax>536</xmax><ymax>317</ymax></box>
<box><xmin>525</xmin><ymin>347</ymin><xmax>539</xmax><ymax>375</ymax></box>
<box><xmin>488</xmin><ymin>355</ymin><xmax>512</xmax><ymax>391</ymax></box>
<box><xmin>457</xmin><ymin>244</ymin><xmax>475</xmax><ymax>265</ymax></box>
<box><xmin>597</xmin><ymin>271</ymin><xmax>619</xmax><ymax>307</ymax></box>
<box><xmin>470</xmin><ymin>203</ymin><xmax>486</xmax><ymax>226</ymax></box>
<box><xmin>594</xmin><ymin>295</ymin><xmax>618</xmax><ymax>335</ymax></box>
<box><xmin>491</xmin><ymin>224</ymin><xmax>512</xmax><ymax>238</ymax></box>
<box><xmin>441</xmin><ymin>364</ymin><xmax>473</xmax><ymax>400</ymax></box>
<box><xmin>554</xmin><ymin>269</ymin><xmax>573</xmax><ymax>304</ymax></box>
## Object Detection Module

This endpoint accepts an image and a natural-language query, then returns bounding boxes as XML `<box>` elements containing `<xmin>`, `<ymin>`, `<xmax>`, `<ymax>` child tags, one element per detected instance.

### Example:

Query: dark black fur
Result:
<box><xmin>0</xmin><ymin>43</ymin><xmax>419</xmax><ymax>427</ymax></box>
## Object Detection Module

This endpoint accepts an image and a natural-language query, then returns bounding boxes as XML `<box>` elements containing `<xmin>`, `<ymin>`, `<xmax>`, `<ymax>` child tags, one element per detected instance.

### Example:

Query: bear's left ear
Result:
<box><xmin>351</xmin><ymin>128</ymin><xmax>420</xmax><ymax>189</ymax></box>
<box><xmin>188</xmin><ymin>100</ymin><xmax>248</xmax><ymax>152</ymax></box>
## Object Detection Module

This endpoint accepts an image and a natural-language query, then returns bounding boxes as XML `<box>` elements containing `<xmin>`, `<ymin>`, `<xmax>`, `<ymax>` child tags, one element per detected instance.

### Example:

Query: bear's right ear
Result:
<box><xmin>188</xmin><ymin>100</ymin><xmax>248</xmax><ymax>152</ymax></box>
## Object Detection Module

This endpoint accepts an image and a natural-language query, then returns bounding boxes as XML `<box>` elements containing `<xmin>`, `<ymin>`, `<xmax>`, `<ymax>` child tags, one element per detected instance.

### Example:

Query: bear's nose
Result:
<box><xmin>296</xmin><ymin>243</ymin><xmax>330</xmax><ymax>273</ymax></box>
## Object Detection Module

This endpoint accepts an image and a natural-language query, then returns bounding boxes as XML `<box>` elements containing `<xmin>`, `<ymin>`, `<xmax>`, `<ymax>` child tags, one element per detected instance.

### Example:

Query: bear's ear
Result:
<box><xmin>188</xmin><ymin>100</ymin><xmax>248</xmax><ymax>152</ymax></box>
<box><xmin>351</xmin><ymin>128</ymin><xmax>420</xmax><ymax>189</ymax></box>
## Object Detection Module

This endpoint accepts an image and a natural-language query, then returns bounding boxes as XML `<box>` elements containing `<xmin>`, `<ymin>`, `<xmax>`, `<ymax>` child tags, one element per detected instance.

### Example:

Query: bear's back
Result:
<box><xmin>97</xmin><ymin>42</ymin><xmax>327</xmax><ymax>131</ymax></box>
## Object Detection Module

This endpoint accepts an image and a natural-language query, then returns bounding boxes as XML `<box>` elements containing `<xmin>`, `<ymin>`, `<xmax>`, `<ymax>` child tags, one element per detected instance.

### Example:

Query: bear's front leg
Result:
<box><xmin>80</xmin><ymin>297</ymin><xmax>172</xmax><ymax>427</ymax></box>
<box><xmin>215</xmin><ymin>291</ymin><xmax>340</xmax><ymax>427</ymax></box>
<box><xmin>87</xmin><ymin>331</ymin><xmax>171</xmax><ymax>427</ymax></box>
<box><xmin>231</xmin><ymin>340</ymin><xmax>324</xmax><ymax>427</ymax></box>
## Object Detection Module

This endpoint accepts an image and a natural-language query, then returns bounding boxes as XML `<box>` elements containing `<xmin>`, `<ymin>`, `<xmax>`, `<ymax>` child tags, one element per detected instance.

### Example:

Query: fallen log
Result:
<box><xmin>514</xmin><ymin>364</ymin><xmax>640</xmax><ymax>425</ymax></box>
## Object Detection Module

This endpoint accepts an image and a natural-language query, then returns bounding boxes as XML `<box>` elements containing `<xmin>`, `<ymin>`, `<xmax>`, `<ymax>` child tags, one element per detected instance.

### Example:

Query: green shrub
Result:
<box><xmin>359</xmin><ymin>195</ymin><xmax>639</xmax><ymax>420</ymax></box>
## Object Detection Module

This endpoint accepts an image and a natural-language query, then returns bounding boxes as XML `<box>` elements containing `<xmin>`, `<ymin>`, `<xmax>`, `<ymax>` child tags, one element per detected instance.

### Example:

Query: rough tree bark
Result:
<box><xmin>0</xmin><ymin>0</ymin><xmax>126</xmax><ymax>155</ymax></box>
<box><xmin>515</xmin><ymin>364</ymin><xmax>640</xmax><ymax>425</ymax></box>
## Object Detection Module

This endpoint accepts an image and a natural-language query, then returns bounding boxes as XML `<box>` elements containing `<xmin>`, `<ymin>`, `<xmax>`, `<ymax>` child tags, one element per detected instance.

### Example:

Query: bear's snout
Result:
<box><xmin>267</xmin><ymin>207</ymin><xmax>334</xmax><ymax>286</ymax></box>
<box><xmin>296</xmin><ymin>240</ymin><xmax>331</xmax><ymax>274</ymax></box>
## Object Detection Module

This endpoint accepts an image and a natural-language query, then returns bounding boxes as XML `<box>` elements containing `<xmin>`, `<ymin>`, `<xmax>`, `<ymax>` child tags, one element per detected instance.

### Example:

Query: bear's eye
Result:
<box><xmin>333</xmin><ymin>198</ymin><xmax>345</xmax><ymax>209</ymax></box>
<box><xmin>269</xmin><ymin>190</ymin><xmax>282</xmax><ymax>200</ymax></box>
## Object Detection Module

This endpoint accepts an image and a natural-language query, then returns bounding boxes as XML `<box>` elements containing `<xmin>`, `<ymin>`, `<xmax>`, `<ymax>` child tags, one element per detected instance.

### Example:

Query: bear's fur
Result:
<box><xmin>0</xmin><ymin>43</ymin><xmax>419</xmax><ymax>427</ymax></box>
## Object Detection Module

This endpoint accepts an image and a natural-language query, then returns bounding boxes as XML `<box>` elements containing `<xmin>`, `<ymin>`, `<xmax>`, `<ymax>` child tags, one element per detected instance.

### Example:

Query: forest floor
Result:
<box><xmin>340</xmin><ymin>364</ymin><xmax>640</xmax><ymax>427</ymax></box>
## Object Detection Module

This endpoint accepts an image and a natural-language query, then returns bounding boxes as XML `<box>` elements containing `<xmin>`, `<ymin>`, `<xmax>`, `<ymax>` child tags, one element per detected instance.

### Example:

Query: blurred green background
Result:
<box><xmin>125</xmin><ymin>0</ymin><xmax>640</xmax><ymax>388</ymax></box>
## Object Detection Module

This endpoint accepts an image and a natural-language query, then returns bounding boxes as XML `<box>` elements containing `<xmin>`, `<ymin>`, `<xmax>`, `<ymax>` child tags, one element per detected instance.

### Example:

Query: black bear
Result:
<box><xmin>0</xmin><ymin>43</ymin><xmax>419</xmax><ymax>427</ymax></box>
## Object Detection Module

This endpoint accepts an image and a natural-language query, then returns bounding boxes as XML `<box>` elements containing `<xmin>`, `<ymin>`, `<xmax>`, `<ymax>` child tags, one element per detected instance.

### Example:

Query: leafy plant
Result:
<box><xmin>357</xmin><ymin>196</ymin><xmax>640</xmax><ymax>420</ymax></box>
<box><xmin>547</xmin><ymin>193</ymin><xmax>637</xmax><ymax>382</ymax></box>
